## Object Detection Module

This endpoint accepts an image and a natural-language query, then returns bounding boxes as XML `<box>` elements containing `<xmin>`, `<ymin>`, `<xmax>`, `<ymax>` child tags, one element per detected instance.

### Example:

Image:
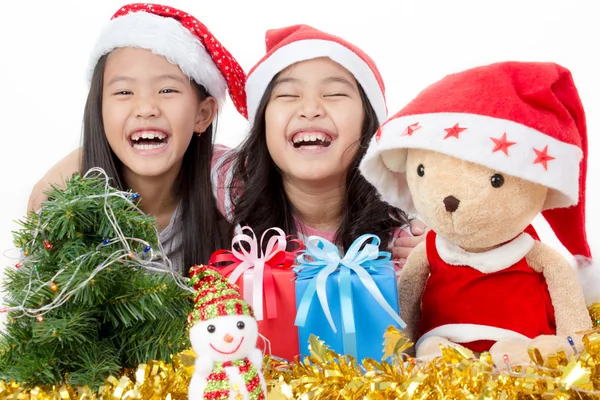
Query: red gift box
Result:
<box><xmin>208</xmin><ymin>227</ymin><xmax>303</xmax><ymax>361</ymax></box>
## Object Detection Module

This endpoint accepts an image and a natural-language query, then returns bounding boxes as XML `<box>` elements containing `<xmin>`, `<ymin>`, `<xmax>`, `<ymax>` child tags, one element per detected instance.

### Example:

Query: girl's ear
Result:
<box><xmin>194</xmin><ymin>96</ymin><xmax>218</xmax><ymax>134</ymax></box>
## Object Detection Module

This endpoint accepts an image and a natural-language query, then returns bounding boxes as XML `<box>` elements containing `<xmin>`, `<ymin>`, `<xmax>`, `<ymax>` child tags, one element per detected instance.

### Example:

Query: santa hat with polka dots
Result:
<box><xmin>245</xmin><ymin>24</ymin><xmax>387</xmax><ymax>125</ymax></box>
<box><xmin>360</xmin><ymin>61</ymin><xmax>598</xmax><ymax>303</ymax></box>
<box><xmin>188</xmin><ymin>265</ymin><xmax>254</xmax><ymax>326</ymax></box>
<box><xmin>87</xmin><ymin>3</ymin><xmax>247</xmax><ymax>118</ymax></box>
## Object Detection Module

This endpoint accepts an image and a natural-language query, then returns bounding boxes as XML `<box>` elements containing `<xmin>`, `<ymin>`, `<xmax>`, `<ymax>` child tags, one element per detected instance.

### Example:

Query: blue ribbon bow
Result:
<box><xmin>294</xmin><ymin>234</ymin><xmax>406</xmax><ymax>356</ymax></box>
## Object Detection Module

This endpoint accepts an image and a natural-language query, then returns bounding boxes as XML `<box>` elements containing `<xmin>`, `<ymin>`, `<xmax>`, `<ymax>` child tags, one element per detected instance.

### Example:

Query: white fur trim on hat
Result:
<box><xmin>87</xmin><ymin>10</ymin><xmax>227</xmax><ymax>105</ymax></box>
<box><xmin>416</xmin><ymin>323</ymin><xmax>531</xmax><ymax>348</ymax></box>
<box><xmin>246</xmin><ymin>39</ymin><xmax>387</xmax><ymax>125</ymax></box>
<box><xmin>360</xmin><ymin>112</ymin><xmax>582</xmax><ymax>213</ymax></box>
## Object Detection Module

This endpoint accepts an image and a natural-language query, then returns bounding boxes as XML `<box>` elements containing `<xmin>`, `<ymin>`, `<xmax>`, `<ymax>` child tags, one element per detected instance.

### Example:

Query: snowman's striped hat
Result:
<box><xmin>188</xmin><ymin>265</ymin><xmax>254</xmax><ymax>325</ymax></box>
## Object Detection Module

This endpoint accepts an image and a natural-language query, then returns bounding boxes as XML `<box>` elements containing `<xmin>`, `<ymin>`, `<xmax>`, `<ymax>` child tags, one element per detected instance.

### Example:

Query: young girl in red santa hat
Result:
<box><xmin>35</xmin><ymin>3</ymin><xmax>247</xmax><ymax>276</ymax></box>
<box><xmin>28</xmin><ymin>19</ymin><xmax>425</xmax><ymax>266</ymax></box>
<box><xmin>214</xmin><ymin>24</ymin><xmax>425</xmax><ymax>256</ymax></box>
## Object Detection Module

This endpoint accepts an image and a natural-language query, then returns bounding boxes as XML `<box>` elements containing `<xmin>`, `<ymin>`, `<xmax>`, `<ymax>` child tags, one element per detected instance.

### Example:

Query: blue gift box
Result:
<box><xmin>294</xmin><ymin>234</ymin><xmax>406</xmax><ymax>362</ymax></box>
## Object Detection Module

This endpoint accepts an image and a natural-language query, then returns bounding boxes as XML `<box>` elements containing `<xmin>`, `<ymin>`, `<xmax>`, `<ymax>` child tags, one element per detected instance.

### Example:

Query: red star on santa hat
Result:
<box><xmin>401</xmin><ymin>122</ymin><xmax>421</xmax><ymax>136</ymax></box>
<box><xmin>533</xmin><ymin>145</ymin><xmax>555</xmax><ymax>170</ymax></box>
<box><xmin>444</xmin><ymin>123</ymin><xmax>467</xmax><ymax>139</ymax></box>
<box><xmin>490</xmin><ymin>133</ymin><xmax>517</xmax><ymax>156</ymax></box>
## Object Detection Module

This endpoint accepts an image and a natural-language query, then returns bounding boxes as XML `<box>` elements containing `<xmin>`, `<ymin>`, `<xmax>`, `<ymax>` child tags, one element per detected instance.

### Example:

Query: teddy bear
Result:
<box><xmin>359</xmin><ymin>61</ymin><xmax>597</xmax><ymax>367</ymax></box>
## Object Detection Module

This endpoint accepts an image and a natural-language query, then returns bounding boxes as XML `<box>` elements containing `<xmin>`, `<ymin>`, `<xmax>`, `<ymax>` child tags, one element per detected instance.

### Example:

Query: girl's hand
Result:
<box><xmin>392</xmin><ymin>219</ymin><xmax>427</xmax><ymax>265</ymax></box>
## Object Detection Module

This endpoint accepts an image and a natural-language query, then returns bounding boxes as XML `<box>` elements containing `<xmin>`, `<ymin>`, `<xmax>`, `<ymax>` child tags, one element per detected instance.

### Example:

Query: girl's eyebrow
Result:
<box><xmin>322</xmin><ymin>76</ymin><xmax>357</xmax><ymax>91</ymax></box>
<box><xmin>155</xmin><ymin>74</ymin><xmax>187</xmax><ymax>83</ymax></box>
<box><xmin>273</xmin><ymin>77</ymin><xmax>301</xmax><ymax>89</ymax></box>
<box><xmin>106</xmin><ymin>74</ymin><xmax>186</xmax><ymax>86</ymax></box>
<box><xmin>273</xmin><ymin>76</ymin><xmax>356</xmax><ymax>90</ymax></box>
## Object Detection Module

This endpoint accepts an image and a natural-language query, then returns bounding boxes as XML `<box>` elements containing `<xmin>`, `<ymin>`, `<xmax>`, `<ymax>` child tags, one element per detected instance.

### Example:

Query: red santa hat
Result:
<box><xmin>360</xmin><ymin>61</ymin><xmax>597</xmax><ymax>301</ymax></box>
<box><xmin>87</xmin><ymin>3</ymin><xmax>247</xmax><ymax>118</ymax></box>
<box><xmin>245</xmin><ymin>24</ymin><xmax>387</xmax><ymax>125</ymax></box>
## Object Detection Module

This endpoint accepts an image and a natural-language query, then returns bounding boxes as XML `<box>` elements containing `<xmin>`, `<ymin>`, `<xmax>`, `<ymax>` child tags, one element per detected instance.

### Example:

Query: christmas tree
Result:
<box><xmin>0</xmin><ymin>169</ymin><xmax>194</xmax><ymax>389</ymax></box>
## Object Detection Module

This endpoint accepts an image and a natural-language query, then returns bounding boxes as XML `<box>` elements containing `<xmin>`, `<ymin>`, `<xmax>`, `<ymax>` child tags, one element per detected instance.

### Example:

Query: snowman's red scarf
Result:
<box><xmin>203</xmin><ymin>357</ymin><xmax>265</xmax><ymax>400</ymax></box>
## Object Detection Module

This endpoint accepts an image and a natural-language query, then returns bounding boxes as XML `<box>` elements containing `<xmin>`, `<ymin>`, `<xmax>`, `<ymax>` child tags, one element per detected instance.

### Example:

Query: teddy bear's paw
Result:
<box><xmin>489</xmin><ymin>337</ymin><xmax>532</xmax><ymax>369</ymax></box>
<box><xmin>529</xmin><ymin>335</ymin><xmax>578</xmax><ymax>359</ymax></box>
<box><xmin>416</xmin><ymin>336</ymin><xmax>464</xmax><ymax>361</ymax></box>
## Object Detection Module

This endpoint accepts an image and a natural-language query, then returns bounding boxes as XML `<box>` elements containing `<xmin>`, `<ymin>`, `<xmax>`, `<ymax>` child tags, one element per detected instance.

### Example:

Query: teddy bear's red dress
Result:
<box><xmin>417</xmin><ymin>230</ymin><xmax>556</xmax><ymax>353</ymax></box>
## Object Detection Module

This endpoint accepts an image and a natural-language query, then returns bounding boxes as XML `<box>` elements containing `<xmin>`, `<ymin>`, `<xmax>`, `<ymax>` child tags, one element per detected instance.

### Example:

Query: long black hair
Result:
<box><xmin>82</xmin><ymin>54</ymin><xmax>231</xmax><ymax>276</ymax></box>
<box><xmin>228</xmin><ymin>74</ymin><xmax>410</xmax><ymax>251</ymax></box>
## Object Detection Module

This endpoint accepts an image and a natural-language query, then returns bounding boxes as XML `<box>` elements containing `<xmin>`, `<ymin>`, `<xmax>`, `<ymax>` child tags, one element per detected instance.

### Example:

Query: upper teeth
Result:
<box><xmin>292</xmin><ymin>132</ymin><xmax>331</xmax><ymax>143</ymax></box>
<box><xmin>131</xmin><ymin>131</ymin><xmax>167</xmax><ymax>141</ymax></box>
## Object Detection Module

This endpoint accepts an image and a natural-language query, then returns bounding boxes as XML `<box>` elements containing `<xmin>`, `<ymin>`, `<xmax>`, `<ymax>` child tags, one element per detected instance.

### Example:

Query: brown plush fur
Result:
<box><xmin>396</xmin><ymin>149</ymin><xmax>591</xmax><ymax>367</ymax></box>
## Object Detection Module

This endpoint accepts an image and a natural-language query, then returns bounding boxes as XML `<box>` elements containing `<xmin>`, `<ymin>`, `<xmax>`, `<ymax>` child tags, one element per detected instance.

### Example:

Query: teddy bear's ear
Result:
<box><xmin>381</xmin><ymin>149</ymin><xmax>408</xmax><ymax>173</ymax></box>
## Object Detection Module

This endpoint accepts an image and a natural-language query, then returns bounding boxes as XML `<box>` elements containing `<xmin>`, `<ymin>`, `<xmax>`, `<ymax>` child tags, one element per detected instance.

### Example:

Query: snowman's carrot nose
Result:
<box><xmin>224</xmin><ymin>333</ymin><xmax>234</xmax><ymax>343</ymax></box>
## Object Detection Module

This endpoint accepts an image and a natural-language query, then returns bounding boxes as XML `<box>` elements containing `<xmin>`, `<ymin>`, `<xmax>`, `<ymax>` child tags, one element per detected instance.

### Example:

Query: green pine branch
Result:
<box><xmin>0</xmin><ymin>172</ymin><xmax>194</xmax><ymax>389</ymax></box>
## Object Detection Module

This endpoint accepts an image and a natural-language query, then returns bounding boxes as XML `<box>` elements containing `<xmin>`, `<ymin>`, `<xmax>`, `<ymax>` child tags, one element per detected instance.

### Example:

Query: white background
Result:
<box><xmin>1</xmin><ymin>0</ymin><xmax>599</xmax><ymax>323</ymax></box>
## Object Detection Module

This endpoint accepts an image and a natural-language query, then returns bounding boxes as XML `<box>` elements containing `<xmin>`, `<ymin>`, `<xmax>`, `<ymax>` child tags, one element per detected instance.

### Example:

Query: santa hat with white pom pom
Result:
<box><xmin>359</xmin><ymin>61</ymin><xmax>598</xmax><ymax>306</ymax></box>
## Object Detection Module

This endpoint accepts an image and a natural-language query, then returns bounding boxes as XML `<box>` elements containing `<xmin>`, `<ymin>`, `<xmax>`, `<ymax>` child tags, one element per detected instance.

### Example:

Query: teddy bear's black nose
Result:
<box><xmin>443</xmin><ymin>196</ymin><xmax>460</xmax><ymax>213</ymax></box>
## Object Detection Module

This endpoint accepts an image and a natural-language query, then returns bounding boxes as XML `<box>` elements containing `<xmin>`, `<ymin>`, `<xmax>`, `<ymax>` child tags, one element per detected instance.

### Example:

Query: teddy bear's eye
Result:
<box><xmin>207</xmin><ymin>324</ymin><xmax>216</xmax><ymax>333</ymax></box>
<box><xmin>417</xmin><ymin>164</ymin><xmax>425</xmax><ymax>177</ymax></box>
<box><xmin>491</xmin><ymin>174</ymin><xmax>505</xmax><ymax>188</ymax></box>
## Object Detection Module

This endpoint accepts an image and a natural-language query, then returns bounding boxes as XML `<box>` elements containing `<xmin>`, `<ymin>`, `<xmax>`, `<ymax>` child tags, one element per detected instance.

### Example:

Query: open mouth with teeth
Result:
<box><xmin>129</xmin><ymin>131</ymin><xmax>169</xmax><ymax>150</ymax></box>
<box><xmin>292</xmin><ymin>132</ymin><xmax>333</xmax><ymax>148</ymax></box>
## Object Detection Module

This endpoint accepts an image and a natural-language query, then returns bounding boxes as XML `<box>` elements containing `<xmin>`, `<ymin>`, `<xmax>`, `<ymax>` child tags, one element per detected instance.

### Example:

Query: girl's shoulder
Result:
<box><xmin>211</xmin><ymin>144</ymin><xmax>238</xmax><ymax>221</ymax></box>
<box><xmin>212</xmin><ymin>144</ymin><xmax>235</xmax><ymax>167</ymax></box>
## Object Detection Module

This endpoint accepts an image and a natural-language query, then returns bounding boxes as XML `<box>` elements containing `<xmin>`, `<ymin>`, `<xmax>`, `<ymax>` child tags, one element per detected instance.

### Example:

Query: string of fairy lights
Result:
<box><xmin>1</xmin><ymin>167</ymin><xmax>194</xmax><ymax>321</ymax></box>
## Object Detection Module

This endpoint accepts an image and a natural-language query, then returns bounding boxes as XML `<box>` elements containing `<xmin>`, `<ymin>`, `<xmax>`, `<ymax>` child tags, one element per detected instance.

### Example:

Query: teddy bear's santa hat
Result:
<box><xmin>360</xmin><ymin>61</ymin><xmax>598</xmax><ymax>305</ymax></box>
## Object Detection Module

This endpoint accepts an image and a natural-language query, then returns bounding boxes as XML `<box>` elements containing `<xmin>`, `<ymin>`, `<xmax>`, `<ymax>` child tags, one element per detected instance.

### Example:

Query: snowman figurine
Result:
<box><xmin>188</xmin><ymin>265</ymin><xmax>267</xmax><ymax>400</ymax></box>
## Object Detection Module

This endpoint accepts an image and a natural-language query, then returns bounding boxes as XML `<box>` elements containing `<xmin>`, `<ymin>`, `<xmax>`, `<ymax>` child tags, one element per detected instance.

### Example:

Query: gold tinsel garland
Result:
<box><xmin>0</xmin><ymin>349</ymin><xmax>196</xmax><ymax>400</ymax></box>
<box><xmin>2</xmin><ymin>304</ymin><xmax>600</xmax><ymax>400</ymax></box>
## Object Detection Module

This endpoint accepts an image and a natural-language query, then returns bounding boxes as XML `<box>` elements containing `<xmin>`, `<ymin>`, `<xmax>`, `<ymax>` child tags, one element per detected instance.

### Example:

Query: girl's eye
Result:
<box><xmin>324</xmin><ymin>93</ymin><xmax>348</xmax><ymax>97</ymax></box>
<box><xmin>114</xmin><ymin>90</ymin><xmax>132</xmax><ymax>96</ymax></box>
<box><xmin>276</xmin><ymin>94</ymin><xmax>298</xmax><ymax>98</ymax></box>
<box><xmin>160</xmin><ymin>88</ymin><xmax>178</xmax><ymax>94</ymax></box>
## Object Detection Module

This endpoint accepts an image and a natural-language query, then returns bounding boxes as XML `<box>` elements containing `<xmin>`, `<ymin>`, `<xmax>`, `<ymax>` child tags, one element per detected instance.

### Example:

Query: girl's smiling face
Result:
<box><xmin>101</xmin><ymin>47</ymin><xmax>216</xmax><ymax>180</ymax></box>
<box><xmin>264</xmin><ymin>57</ymin><xmax>365</xmax><ymax>185</ymax></box>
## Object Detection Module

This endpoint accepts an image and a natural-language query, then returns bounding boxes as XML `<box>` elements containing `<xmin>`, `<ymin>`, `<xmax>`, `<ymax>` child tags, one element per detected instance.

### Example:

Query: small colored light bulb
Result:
<box><xmin>44</xmin><ymin>240</ymin><xmax>53</xmax><ymax>250</ymax></box>
<box><xmin>50</xmin><ymin>282</ymin><xmax>58</xmax><ymax>291</ymax></box>
<box><xmin>36</xmin><ymin>315</ymin><xmax>44</xmax><ymax>322</ymax></box>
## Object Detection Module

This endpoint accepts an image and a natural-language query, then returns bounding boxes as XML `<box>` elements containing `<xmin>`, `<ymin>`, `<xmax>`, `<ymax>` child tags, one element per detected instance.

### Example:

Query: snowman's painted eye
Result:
<box><xmin>207</xmin><ymin>324</ymin><xmax>216</xmax><ymax>333</ymax></box>
<box><xmin>237</xmin><ymin>321</ymin><xmax>245</xmax><ymax>330</ymax></box>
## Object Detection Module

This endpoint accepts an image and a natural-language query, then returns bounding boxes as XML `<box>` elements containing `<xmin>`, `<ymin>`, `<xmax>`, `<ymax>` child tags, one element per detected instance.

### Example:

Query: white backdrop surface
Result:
<box><xmin>1</xmin><ymin>0</ymin><xmax>598</xmax><ymax>324</ymax></box>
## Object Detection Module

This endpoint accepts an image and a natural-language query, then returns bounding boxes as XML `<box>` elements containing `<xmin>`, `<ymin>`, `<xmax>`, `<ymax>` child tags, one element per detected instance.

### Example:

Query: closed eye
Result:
<box><xmin>324</xmin><ymin>93</ymin><xmax>348</xmax><ymax>97</ymax></box>
<box><xmin>276</xmin><ymin>94</ymin><xmax>299</xmax><ymax>98</ymax></box>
